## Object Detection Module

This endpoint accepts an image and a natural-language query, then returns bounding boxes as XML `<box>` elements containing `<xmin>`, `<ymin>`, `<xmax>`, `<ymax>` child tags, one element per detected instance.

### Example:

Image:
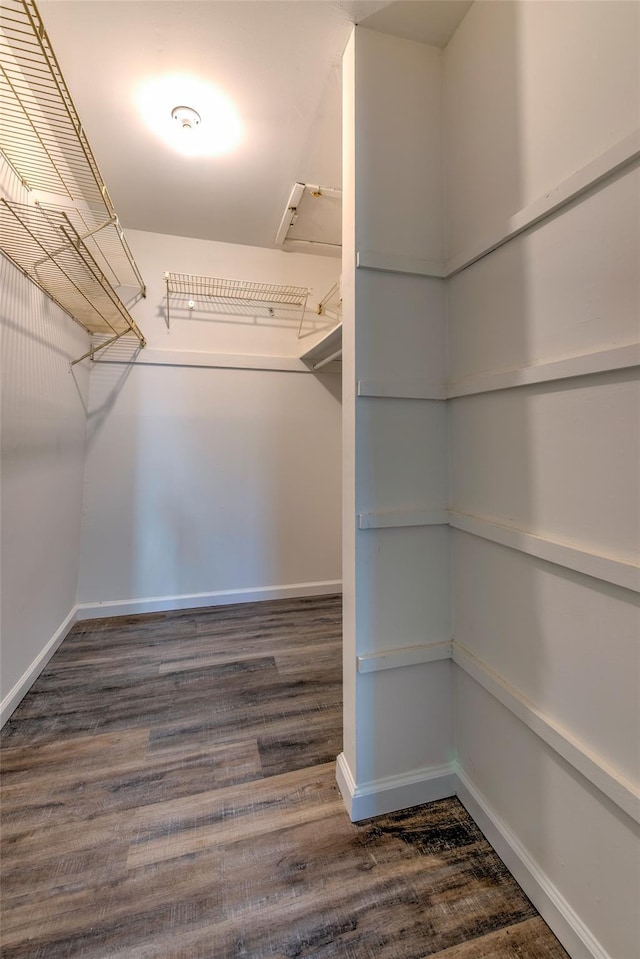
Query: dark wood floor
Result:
<box><xmin>1</xmin><ymin>595</ymin><xmax>568</xmax><ymax>958</ymax></box>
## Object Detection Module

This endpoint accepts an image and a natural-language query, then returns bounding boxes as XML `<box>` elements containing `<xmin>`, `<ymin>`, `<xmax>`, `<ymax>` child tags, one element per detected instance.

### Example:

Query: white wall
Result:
<box><xmin>339</xmin><ymin>28</ymin><xmax>454</xmax><ymax>821</ymax></box>
<box><xmin>444</xmin><ymin>0</ymin><xmax>640</xmax><ymax>257</ymax></box>
<box><xmin>444</xmin><ymin>3</ymin><xmax>640</xmax><ymax>957</ymax></box>
<box><xmin>1</xmin><ymin>176</ymin><xmax>341</xmax><ymax>710</ymax></box>
<box><xmin>1</xmin><ymin>164</ymin><xmax>90</xmax><ymax>721</ymax></box>
<box><xmin>76</xmin><ymin>229</ymin><xmax>342</xmax><ymax>616</ymax></box>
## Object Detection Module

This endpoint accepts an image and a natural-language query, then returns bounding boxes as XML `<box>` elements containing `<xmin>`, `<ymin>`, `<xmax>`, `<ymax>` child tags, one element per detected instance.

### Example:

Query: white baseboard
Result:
<box><xmin>0</xmin><ymin>606</ymin><xmax>78</xmax><ymax>728</ymax></box>
<box><xmin>75</xmin><ymin>580</ymin><xmax>343</xmax><ymax>620</ymax></box>
<box><xmin>455</xmin><ymin>766</ymin><xmax>611</xmax><ymax>959</ymax></box>
<box><xmin>336</xmin><ymin>752</ymin><xmax>457</xmax><ymax>822</ymax></box>
<box><xmin>335</xmin><ymin>753</ymin><xmax>613</xmax><ymax>959</ymax></box>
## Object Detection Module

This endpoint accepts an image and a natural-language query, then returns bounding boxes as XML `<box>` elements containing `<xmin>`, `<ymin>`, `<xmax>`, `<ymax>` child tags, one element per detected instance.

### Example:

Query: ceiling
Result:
<box><xmin>36</xmin><ymin>0</ymin><xmax>472</xmax><ymax>251</ymax></box>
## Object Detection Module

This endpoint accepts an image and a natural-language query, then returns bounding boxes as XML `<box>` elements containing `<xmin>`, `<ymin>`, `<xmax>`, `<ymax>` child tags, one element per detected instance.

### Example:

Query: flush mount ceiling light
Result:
<box><xmin>171</xmin><ymin>105</ymin><xmax>201</xmax><ymax>131</ymax></box>
<box><xmin>136</xmin><ymin>75</ymin><xmax>242</xmax><ymax>158</ymax></box>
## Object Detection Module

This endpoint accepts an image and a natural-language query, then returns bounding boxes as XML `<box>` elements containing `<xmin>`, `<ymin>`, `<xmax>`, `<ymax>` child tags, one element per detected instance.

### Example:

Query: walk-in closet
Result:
<box><xmin>2</xmin><ymin>3</ymin><xmax>638</xmax><ymax>958</ymax></box>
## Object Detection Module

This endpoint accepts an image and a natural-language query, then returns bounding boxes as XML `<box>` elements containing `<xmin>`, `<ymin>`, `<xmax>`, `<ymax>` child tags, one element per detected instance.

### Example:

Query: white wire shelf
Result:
<box><xmin>1</xmin><ymin>199</ymin><xmax>145</xmax><ymax>352</ymax></box>
<box><xmin>0</xmin><ymin>0</ymin><xmax>146</xmax><ymax>360</ymax></box>
<box><xmin>164</xmin><ymin>272</ymin><xmax>310</xmax><ymax>327</ymax></box>
<box><xmin>1</xmin><ymin>0</ymin><xmax>110</xmax><ymax>209</ymax></box>
<box><xmin>34</xmin><ymin>202</ymin><xmax>144</xmax><ymax>293</ymax></box>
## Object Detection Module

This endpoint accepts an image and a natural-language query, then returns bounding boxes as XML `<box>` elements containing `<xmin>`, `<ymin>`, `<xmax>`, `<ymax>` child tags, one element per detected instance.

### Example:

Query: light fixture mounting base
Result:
<box><xmin>171</xmin><ymin>105</ymin><xmax>201</xmax><ymax>130</ymax></box>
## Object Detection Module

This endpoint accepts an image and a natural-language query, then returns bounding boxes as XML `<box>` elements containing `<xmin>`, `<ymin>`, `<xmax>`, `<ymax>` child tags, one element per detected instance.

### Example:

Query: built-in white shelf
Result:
<box><xmin>299</xmin><ymin>322</ymin><xmax>342</xmax><ymax>371</ymax></box>
<box><xmin>298</xmin><ymin>276</ymin><xmax>342</xmax><ymax>370</ymax></box>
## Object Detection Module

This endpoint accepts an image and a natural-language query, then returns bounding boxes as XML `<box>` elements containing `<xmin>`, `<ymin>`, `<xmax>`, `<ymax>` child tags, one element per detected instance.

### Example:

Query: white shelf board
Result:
<box><xmin>299</xmin><ymin>322</ymin><xmax>342</xmax><ymax>371</ymax></box>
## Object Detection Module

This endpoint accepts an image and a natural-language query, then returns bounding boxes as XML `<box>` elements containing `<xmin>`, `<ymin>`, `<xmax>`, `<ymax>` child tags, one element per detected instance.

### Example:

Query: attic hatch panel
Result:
<box><xmin>276</xmin><ymin>183</ymin><xmax>341</xmax><ymax>258</ymax></box>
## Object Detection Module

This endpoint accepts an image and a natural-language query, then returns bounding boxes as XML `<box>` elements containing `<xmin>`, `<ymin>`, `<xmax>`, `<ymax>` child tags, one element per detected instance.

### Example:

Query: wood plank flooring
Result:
<box><xmin>1</xmin><ymin>595</ymin><xmax>569</xmax><ymax>958</ymax></box>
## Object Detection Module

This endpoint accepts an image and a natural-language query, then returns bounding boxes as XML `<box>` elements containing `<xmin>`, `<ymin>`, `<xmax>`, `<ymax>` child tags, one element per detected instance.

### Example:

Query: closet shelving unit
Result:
<box><xmin>164</xmin><ymin>272</ymin><xmax>310</xmax><ymax>328</ymax></box>
<box><xmin>299</xmin><ymin>278</ymin><xmax>342</xmax><ymax>371</ymax></box>
<box><xmin>0</xmin><ymin>0</ymin><xmax>146</xmax><ymax>364</ymax></box>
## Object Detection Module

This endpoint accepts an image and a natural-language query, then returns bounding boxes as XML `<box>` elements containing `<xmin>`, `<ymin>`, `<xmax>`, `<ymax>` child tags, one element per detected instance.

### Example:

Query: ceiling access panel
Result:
<box><xmin>275</xmin><ymin>182</ymin><xmax>342</xmax><ymax>258</ymax></box>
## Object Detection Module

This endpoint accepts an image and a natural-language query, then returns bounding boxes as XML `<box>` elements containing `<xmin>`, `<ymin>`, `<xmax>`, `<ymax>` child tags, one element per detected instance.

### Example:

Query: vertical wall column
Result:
<box><xmin>338</xmin><ymin>28</ymin><xmax>454</xmax><ymax>821</ymax></box>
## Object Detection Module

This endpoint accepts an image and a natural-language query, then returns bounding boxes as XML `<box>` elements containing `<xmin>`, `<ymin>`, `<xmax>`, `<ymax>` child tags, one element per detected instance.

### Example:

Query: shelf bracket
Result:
<box><xmin>70</xmin><ymin>328</ymin><xmax>145</xmax><ymax>368</ymax></box>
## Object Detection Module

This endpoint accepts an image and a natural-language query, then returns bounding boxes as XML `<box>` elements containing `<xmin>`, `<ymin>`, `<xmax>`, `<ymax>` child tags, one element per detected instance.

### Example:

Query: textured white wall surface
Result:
<box><xmin>455</xmin><ymin>669</ymin><xmax>640</xmax><ymax>959</ymax></box>
<box><xmin>1</xmin><ymin>167</ymin><xmax>90</xmax><ymax>706</ymax></box>
<box><xmin>353</xmin><ymin>29</ymin><xmax>444</xmax><ymax>263</ymax></box>
<box><xmin>77</xmin><ymin>359</ymin><xmax>341</xmax><ymax>609</ymax></box>
<box><xmin>74</xmin><ymin>228</ymin><xmax>342</xmax><ymax>612</ymax></box>
<box><xmin>447</xmin><ymin>166</ymin><xmax>640</xmax><ymax>381</ymax></box>
<box><xmin>443</xmin><ymin>0</ymin><xmax>639</xmax><ymax>256</ymax></box>
<box><xmin>444</xmin><ymin>3</ymin><xmax>640</xmax><ymax>957</ymax></box>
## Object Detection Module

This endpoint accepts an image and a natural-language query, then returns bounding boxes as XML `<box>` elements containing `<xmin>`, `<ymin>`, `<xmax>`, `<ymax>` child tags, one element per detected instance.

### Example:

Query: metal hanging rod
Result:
<box><xmin>313</xmin><ymin>348</ymin><xmax>342</xmax><ymax>371</ymax></box>
<box><xmin>164</xmin><ymin>271</ymin><xmax>309</xmax><ymax>328</ymax></box>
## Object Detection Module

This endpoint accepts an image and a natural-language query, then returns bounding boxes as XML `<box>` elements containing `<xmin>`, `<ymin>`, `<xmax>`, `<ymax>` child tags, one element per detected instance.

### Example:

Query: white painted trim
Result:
<box><xmin>448</xmin><ymin>343</ymin><xmax>640</xmax><ymax>398</ymax></box>
<box><xmin>350</xmin><ymin>634</ymin><xmax>639</xmax><ymax>824</ymax></box>
<box><xmin>357</xmin><ymin>640</ymin><xmax>452</xmax><ymax>673</ymax></box>
<box><xmin>358</xmin><ymin>344</ymin><xmax>639</xmax><ymax>401</ymax></box>
<box><xmin>446</xmin><ymin>130</ymin><xmax>640</xmax><ymax>276</ymax></box>
<box><xmin>358</xmin><ymin>508</ymin><xmax>637</xmax><ymax>593</ymax></box>
<box><xmin>75</xmin><ymin>581</ymin><xmax>343</xmax><ymax>621</ymax></box>
<box><xmin>352</xmin><ymin>634</ymin><xmax>640</xmax><ymax>823</ymax></box>
<box><xmin>450</xmin><ymin>512</ymin><xmax>639</xmax><ymax>593</ymax></box>
<box><xmin>93</xmin><ymin>348</ymin><xmax>330</xmax><ymax>375</ymax></box>
<box><xmin>336</xmin><ymin>752</ymin><xmax>457</xmax><ymax>822</ymax></box>
<box><xmin>358</xmin><ymin>509</ymin><xmax>449</xmax><ymax>530</ymax></box>
<box><xmin>282</xmin><ymin>239</ymin><xmax>341</xmax><ymax>259</ymax></box>
<box><xmin>335</xmin><ymin>752</ymin><xmax>358</xmax><ymax>818</ymax></box>
<box><xmin>274</xmin><ymin>181</ymin><xmax>306</xmax><ymax>246</ymax></box>
<box><xmin>299</xmin><ymin>322</ymin><xmax>342</xmax><ymax>365</ymax></box>
<box><xmin>337</xmin><ymin>745</ymin><xmax>618</xmax><ymax>956</ymax></box>
<box><xmin>456</xmin><ymin>767</ymin><xmax>612</xmax><ymax>959</ymax></box>
<box><xmin>356</xmin><ymin>135</ymin><xmax>639</xmax><ymax>283</ymax></box>
<box><xmin>357</xmin><ymin>380</ymin><xmax>447</xmax><ymax>400</ymax></box>
<box><xmin>453</xmin><ymin>644</ymin><xmax>640</xmax><ymax>825</ymax></box>
<box><xmin>0</xmin><ymin>606</ymin><xmax>78</xmax><ymax>728</ymax></box>
<box><xmin>356</xmin><ymin>250</ymin><xmax>445</xmax><ymax>278</ymax></box>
